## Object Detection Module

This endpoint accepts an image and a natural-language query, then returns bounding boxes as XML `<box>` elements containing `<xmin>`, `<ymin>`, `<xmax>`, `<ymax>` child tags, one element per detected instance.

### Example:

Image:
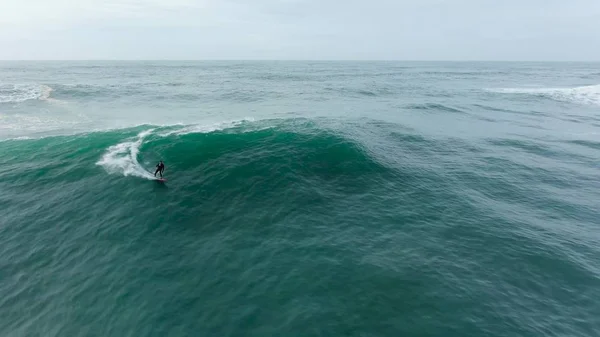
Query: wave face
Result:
<box><xmin>89</xmin><ymin>120</ymin><xmax>390</xmax><ymax>194</ymax></box>
<box><xmin>1</xmin><ymin>62</ymin><xmax>600</xmax><ymax>337</ymax></box>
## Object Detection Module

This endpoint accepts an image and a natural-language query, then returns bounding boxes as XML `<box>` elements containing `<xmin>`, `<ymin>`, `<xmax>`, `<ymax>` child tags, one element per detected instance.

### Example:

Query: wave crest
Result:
<box><xmin>404</xmin><ymin>103</ymin><xmax>464</xmax><ymax>114</ymax></box>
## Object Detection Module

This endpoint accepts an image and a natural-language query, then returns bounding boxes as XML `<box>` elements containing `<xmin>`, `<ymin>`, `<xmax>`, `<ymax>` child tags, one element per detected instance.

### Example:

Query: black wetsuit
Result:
<box><xmin>154</xmin><ymin>162</ymin><xmax>165</xmax><ymax>177</ymax></box>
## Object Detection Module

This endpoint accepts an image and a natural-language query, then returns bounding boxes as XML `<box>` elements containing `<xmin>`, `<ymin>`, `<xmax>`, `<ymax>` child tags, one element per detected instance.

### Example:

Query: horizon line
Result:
<box><xmin>1</xmin><ymin>59</ymin><xmax>599</xmax><ymax>63</ymax></box>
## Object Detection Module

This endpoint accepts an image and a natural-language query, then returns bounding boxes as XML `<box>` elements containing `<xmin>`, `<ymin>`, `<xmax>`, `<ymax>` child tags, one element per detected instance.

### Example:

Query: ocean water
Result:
<box><xmin>1</xmin><ymin>61</ymin><xmax>599</xmax><ymax>337</ymax></box>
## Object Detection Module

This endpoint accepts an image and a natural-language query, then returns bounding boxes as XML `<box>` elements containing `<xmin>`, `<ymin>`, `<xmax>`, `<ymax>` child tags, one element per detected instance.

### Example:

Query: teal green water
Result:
<box><xmin>1</xmin><ymin>62</ymin><xmax>600</xmax><ymax>336</ymax></box>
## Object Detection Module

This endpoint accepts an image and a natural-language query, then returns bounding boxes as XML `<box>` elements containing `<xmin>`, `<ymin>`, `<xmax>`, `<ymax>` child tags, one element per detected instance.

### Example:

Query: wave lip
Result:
<box><xmin>489</xmin><ymin>84</ymin><xmax>600</xmax><ymax>106</ymax></box>
<box><xmin>96</xmin><ymin>129</ymin><xmax>156</xmax><ymax>180</ymax></box>
<box><xmin>0</xmin><ymin>84</ymin><xmax>54</xmax><ymax>103</ymax></box>
<box><xmin>158</xmin><ymin>118</ymin><xmax>256</xmax><ymax>137</ymax></box>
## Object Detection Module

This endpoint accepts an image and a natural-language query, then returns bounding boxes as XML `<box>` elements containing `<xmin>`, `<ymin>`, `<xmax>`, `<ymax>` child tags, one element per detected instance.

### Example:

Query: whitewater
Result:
<box><xmin>1</xmin><ymin>61</ymin><xmax>599</xmax><ymax>337</ymax></box>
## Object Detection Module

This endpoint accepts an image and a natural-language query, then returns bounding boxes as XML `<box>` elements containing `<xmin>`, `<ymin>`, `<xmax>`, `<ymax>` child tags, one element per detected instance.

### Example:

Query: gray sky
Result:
<box><xmin>1</xmin><ymin>0</ymin><xmax>599</xmax><ymax>60</ymax></box>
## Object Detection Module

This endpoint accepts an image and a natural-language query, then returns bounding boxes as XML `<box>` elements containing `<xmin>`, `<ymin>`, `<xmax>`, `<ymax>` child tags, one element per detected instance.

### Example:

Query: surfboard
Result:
<box><xmin>155</xmin><ymin>177</ymin><xmax>167</xmax><ymax>182</ymax></box>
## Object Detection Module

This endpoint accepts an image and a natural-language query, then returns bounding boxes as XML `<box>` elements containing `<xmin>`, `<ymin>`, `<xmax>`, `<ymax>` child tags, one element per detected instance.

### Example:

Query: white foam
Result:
<box><xmin>96</xmin><ymin>129</ymin><xmax>156</xmax><ymax>180</ymax></box>
<box><xmin>490</xmin><ymin>84</ymin><xmax>600</xmax><ymax>106</ymax></box>
<box><xmin>158</xmin><ymin>118</ymin><xmax>255</xmax><ymax>137</ymax></box>
<box><xmin>0</xmin><ymin>84</ymin><xmax>55</xmax><ymax>103</ymax></box>
<box><xmin>0</xmin><ymin>136</ymin><xmax>34</xmax><ymax>143</ymax></box>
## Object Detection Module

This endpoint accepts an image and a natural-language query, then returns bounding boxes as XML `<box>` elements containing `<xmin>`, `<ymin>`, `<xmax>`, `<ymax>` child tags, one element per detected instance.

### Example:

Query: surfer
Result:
<box><xmin>154</xmin><ymin>161</ymin><xmax>165</xmax><ymax>178</ymax></box>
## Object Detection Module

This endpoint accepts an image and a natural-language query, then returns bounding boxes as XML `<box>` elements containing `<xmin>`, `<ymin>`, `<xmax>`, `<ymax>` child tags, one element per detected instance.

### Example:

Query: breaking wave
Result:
<box><xmin>0</xmin><ymin>84</ymin><xmax>54</xmax><ymax>103</ymax></box>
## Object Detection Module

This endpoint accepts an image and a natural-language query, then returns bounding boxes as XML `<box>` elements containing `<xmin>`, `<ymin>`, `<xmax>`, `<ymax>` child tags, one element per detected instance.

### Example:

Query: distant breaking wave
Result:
<box><xmin>489</xmin><ymin>84</ymin><xmax>600</xmax><ymax>106</ymax></box>
<box><xmin>0</xmin><ymin>84</ymin><xmax>54</xmax><ymax>103</ymax></box>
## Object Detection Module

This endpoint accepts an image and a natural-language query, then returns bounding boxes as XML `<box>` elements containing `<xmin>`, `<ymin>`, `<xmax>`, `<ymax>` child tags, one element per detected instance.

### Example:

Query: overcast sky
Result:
<box><xmin>0</xmin><ymin>0</ymin><xmax>599</xmax><ymax>60</ymax></box>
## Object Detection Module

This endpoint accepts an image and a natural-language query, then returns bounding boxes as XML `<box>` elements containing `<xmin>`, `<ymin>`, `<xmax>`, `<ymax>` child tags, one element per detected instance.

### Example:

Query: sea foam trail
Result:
<box><xmin>490</xmin><ymin>84</ymin><xmax>600</xmax><ymax>106</ymax></box>
<box><xmin>96</xmin><ymin>129</ymin><xmax>156</xmax><ymax>179</ymax></box>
